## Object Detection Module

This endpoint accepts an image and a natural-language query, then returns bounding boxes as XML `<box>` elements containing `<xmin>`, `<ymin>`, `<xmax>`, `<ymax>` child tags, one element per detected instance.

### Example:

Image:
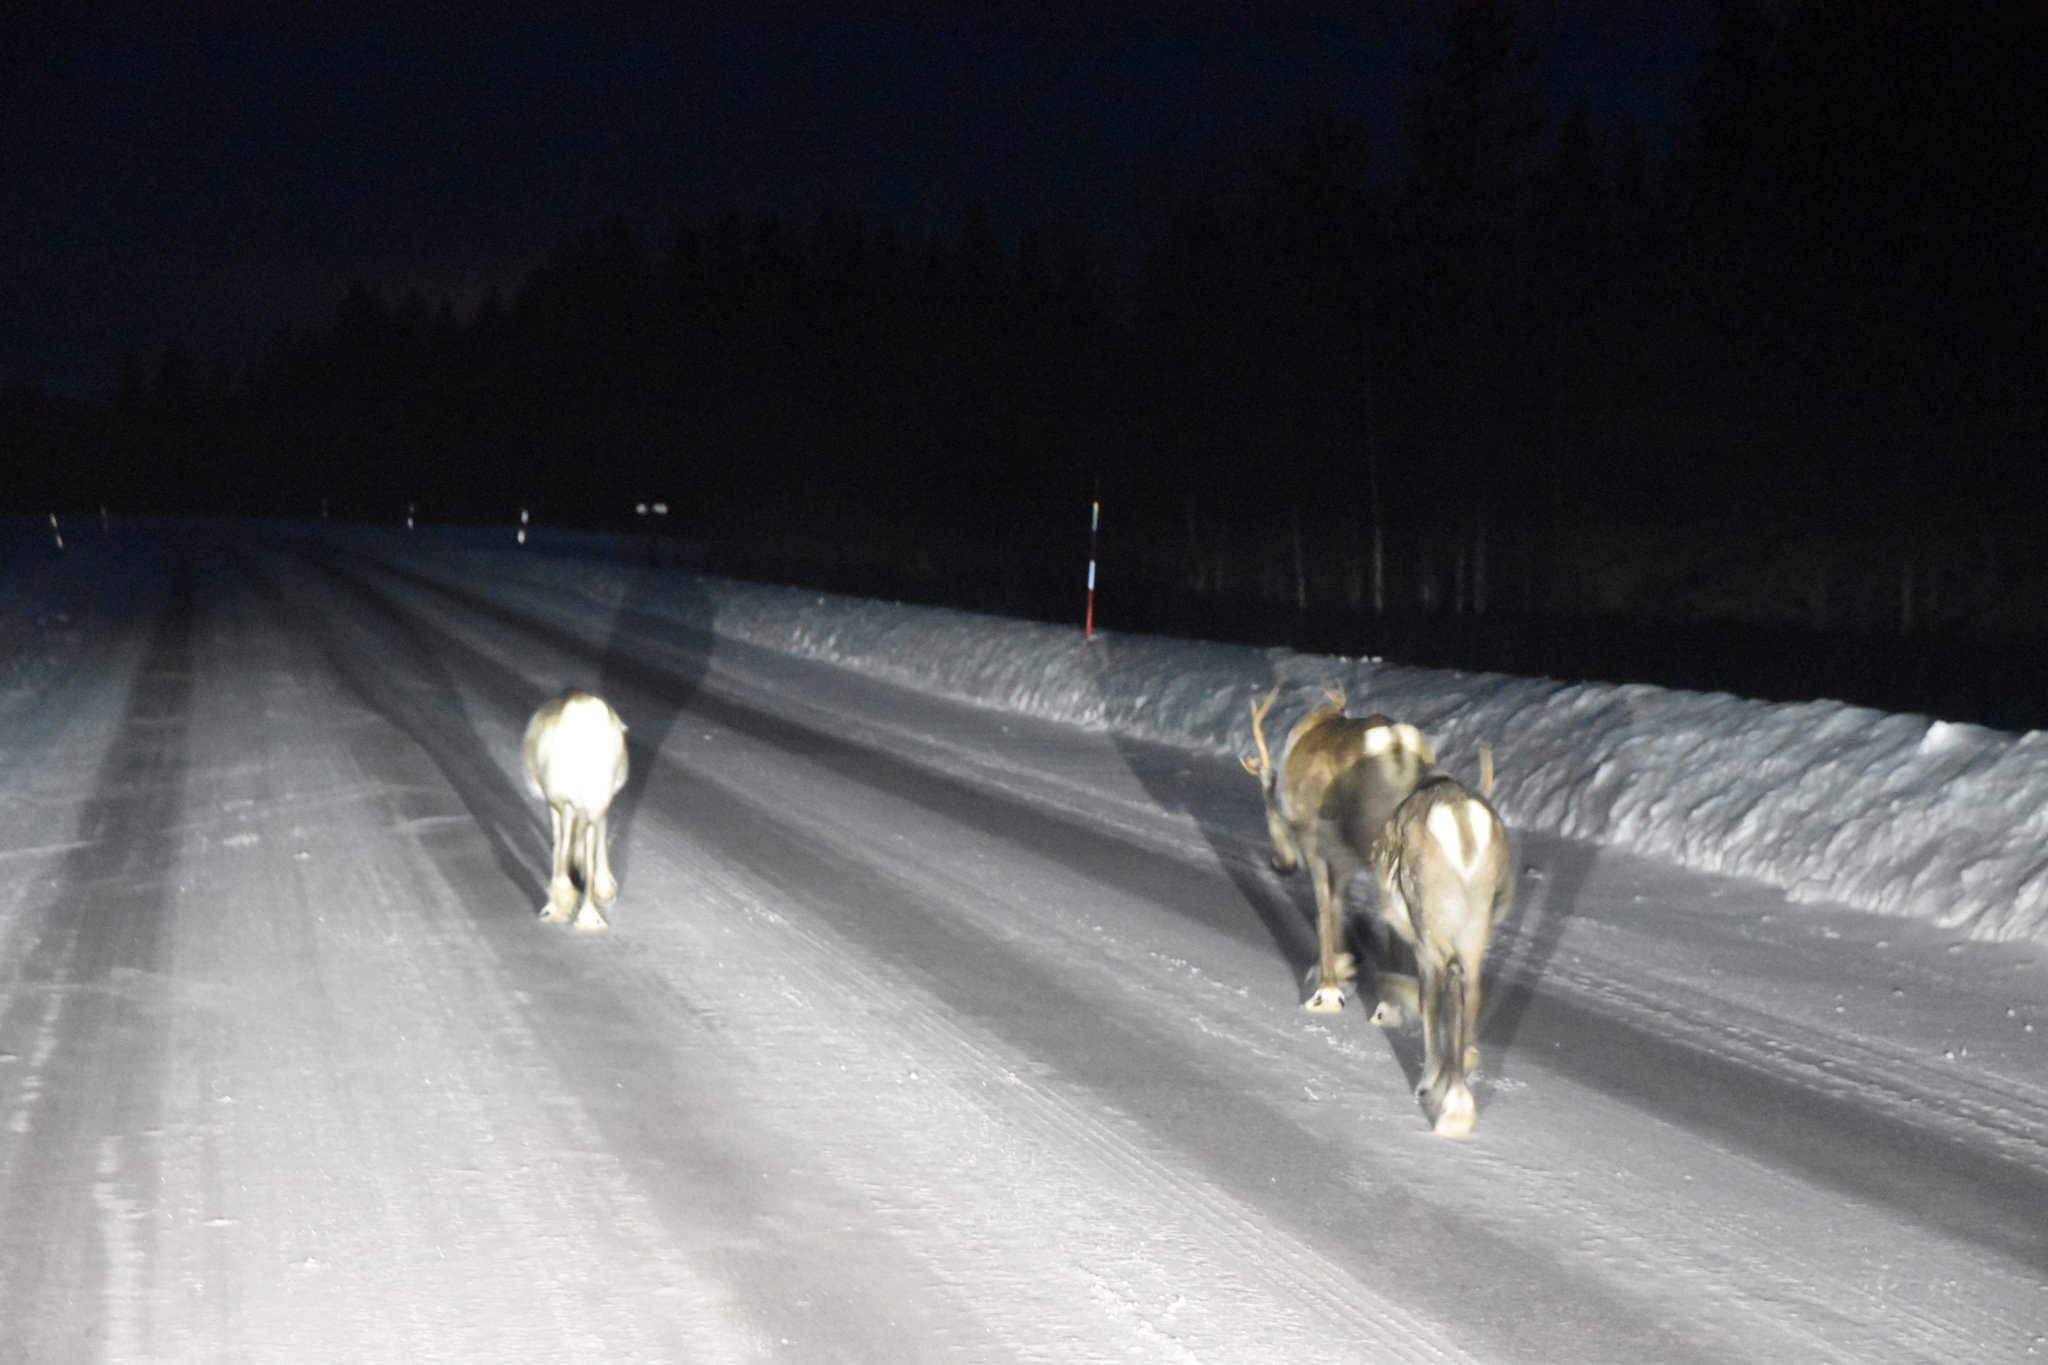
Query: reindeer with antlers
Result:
<box><xmin>1242</xmin><ymin>687</ymin><xmax>1436</xmax><ymax>1013</ymax></box>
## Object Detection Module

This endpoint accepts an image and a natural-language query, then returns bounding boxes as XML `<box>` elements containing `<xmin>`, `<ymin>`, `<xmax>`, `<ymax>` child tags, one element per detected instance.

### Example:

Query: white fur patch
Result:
<box><xmin>1428</xmin><ymin>802</ymin><xmax>1489</xmax><ymax>876</ymax></box>
<box><xmin>529</xmin><ymin>694</ymin><xmax>629</xmax><ymax>814</ymax></box>
<box><xmin>1364</xmin><ymin>722</ymin><xmax>1430</xmax><ymax>763</ymax></box>
<box><xmin>1426</xmin><ymin>804</ymin><xmax>1462</xmax><ymax>856</ymax></box>
<box><xmin>1464</xmin><ymin>805</ymin><xmax>1492</xmax><ymax>854</ymax></box>
<box><xmin>1394</xmin><ymin>724</ymin><xmax>1431</xmax><ymax>764</ymax></box>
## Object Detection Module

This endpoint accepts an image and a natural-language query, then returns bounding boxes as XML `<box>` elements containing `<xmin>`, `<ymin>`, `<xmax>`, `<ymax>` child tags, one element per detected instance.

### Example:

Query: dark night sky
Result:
<box><xmin>2</xmin><ymin>1</ymin><xmax>1709</xmax><ymax>401</ymax></box>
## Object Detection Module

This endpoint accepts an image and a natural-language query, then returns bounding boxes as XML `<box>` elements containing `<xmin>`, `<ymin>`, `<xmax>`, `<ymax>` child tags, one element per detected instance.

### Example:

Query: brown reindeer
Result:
<box><xmin>1242</xmin><ymin>687</ymin><xmax>1436</xmax><ymax>1012</ymax></box>
<box><xmin>1373</xmin><ymin>749</ymin><xmax>1512</xmax><ymax>1135</ymax></box>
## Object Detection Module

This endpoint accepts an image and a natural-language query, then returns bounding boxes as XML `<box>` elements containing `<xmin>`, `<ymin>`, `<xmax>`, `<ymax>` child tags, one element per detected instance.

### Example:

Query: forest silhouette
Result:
<box><xmin>6</xmin><ymin>1</ymin><xmax>2044</xmax><ymax>724</ymax></box>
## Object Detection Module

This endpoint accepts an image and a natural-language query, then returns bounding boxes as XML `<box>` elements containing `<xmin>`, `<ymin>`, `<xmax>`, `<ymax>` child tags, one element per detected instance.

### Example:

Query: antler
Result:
<box><xmin>1242</xmin><ymin>686</ymin><xmax>1281</xmax><ymax>779</ymax></box>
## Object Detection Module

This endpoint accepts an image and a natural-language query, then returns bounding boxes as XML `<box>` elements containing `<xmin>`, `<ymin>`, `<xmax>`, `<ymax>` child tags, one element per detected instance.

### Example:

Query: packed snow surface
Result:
<box><xmin>1</xmin><ymin>517</ymin><xmax>2044</xmax><ymax>1364</ymax></box>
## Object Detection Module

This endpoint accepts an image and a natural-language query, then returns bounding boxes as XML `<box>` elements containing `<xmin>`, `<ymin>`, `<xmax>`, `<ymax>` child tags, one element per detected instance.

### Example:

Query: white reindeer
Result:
<box><xmin>523</xmin><ymin>688</ymin><xmax>629</xmax><ymax>930</ymax></box>
<box><xmin>1242</xmin><ymin>687</ymin><xmax>1437</xmax><ymax>1012</ymax></box>
<box><xmin>1372</xmin><ymin>749</ymin><xmax>1512</xmax><ymax>1135</ymax></box>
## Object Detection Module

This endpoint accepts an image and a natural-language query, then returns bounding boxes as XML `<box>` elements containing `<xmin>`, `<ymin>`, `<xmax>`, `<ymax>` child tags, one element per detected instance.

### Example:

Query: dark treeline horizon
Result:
<box><xmin>7</xmin><ymin>0</ymin><xmax>2047</xmax><ymax>721</ymax></box>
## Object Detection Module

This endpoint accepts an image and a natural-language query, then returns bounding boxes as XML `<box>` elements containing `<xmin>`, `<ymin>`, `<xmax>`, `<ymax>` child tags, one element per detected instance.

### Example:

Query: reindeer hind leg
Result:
<box><xmin>589</xmin><ymin>811</ymin><xmax>618</xmax><ymax>906</ymax></box>
<box><xmin>1429</xmin><ymin>955</ymin><xmax>1478</xmax><ymax>1137</ymax></box>
<box><xmin>570</xmin><ymin>813</ymin><xmax>609</xmax><ymax>931</ymax></box>
<box><xmin>1368</xmin><ymin>877</ymin><xmax>1419</xmax><ymax>1027</ymax></box>
<box><xmin>541</xmin><ymin>804</ymin><xmax>577</xmax><ymax>920</ymax></box>
<box><xmin>1304</xmin><ymin>859</ymin><xmax>1352</xmax><ymax>1012</ymax></box>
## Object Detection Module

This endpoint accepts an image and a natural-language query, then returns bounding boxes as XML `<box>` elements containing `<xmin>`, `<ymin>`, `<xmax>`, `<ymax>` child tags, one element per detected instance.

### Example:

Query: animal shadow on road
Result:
<box><xmin>1087</xmin><ymin>635</ymin><xmax>1396</xmax><ymax>1021</ymax></box>
<box><xmin>248</xmin><ymin>546</ymin><xmax>552</xmax><ymax>909</ymax></box>
<box><xmin>1470</xmin><ymin>699</ymin><xmax>1629</xmax><ymax>1083</ymax></box>
<box><xmin>589</xmin><ymin>536</ymin><xmax>715</xmax><ymax>891</ymax></box>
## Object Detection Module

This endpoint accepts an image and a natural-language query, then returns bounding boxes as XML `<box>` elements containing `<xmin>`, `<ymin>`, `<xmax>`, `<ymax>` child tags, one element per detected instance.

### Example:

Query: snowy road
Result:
<box><xmin>2</xmin><ymin>522</ymin><xmax>2045</xmax><ymax>1363</ymax></box>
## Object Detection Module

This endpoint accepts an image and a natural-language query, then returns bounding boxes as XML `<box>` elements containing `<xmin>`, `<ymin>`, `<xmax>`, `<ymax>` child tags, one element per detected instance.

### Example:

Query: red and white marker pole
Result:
<box><xmin>1084</xmin><ymin>496</ymin><xmax>1100</xmax><ymax>638</ymax></box>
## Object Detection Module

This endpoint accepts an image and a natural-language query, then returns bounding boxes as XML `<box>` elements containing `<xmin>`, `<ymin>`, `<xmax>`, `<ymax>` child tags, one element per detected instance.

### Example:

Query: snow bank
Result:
<box><xmin>329</xmin><ymin>522</ymin><xmax>2048</xmax><ymax>947</ymax></box>
<box><xmin>704</xmin><ymin>576</ymin><xmax>2048</xmax><ymax>947</ymax></box>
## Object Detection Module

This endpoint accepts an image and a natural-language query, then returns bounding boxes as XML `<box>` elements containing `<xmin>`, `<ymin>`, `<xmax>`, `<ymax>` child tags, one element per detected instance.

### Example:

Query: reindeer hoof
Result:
<box><xmin>1431</xmin><ymin>1085</ymin><xmax>1477</xmax><ymax>1137</ymax></box>
<box><xmin>1304</xmin><ymin>986</ymin><xmax>1347</xmax><ymax>1013</ymax></box>
<box><xmin>571</xmin><ymin>906</ymin><xmax>609</xmax><ymax>931</ymax></box>
<box><xmin>538</xmin><ymin>901</ymin><xmax>571</xmax><ymax>923</ymax></box>
<box><xmin>1371</xmin><ymin>973</ymin><xmax>1419</xmax><ymax>1026</ymax></box>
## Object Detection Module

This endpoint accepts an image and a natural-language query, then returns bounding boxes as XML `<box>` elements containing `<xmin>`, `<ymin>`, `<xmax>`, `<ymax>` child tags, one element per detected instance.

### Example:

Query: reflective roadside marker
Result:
<box><xmin>1085</xmin><ymin>498</ymin><xmax>1100</xmax><ymax>638</ymax></box>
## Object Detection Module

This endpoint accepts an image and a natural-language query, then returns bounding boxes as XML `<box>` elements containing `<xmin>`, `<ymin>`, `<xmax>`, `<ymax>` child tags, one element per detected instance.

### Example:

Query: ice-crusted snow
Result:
<box><xmin>323</xmin><ymin>521</ymin><xmax>2048</xmax><ymax>946</ymax></box>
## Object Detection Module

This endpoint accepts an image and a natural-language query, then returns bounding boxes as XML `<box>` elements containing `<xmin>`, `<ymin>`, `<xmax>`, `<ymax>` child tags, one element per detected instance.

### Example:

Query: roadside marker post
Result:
<box><xmin>1085</xmin><ymin>497</ymin><xmax>1100</xmax><ymax>638</ymax></box>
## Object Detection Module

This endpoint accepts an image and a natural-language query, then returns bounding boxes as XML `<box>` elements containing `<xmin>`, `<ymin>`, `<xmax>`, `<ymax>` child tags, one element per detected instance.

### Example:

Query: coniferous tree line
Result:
<box><xmin>7</xmin><ymin>0</ymin><xmax>2046</xmax><ymax>717</ymax></box>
